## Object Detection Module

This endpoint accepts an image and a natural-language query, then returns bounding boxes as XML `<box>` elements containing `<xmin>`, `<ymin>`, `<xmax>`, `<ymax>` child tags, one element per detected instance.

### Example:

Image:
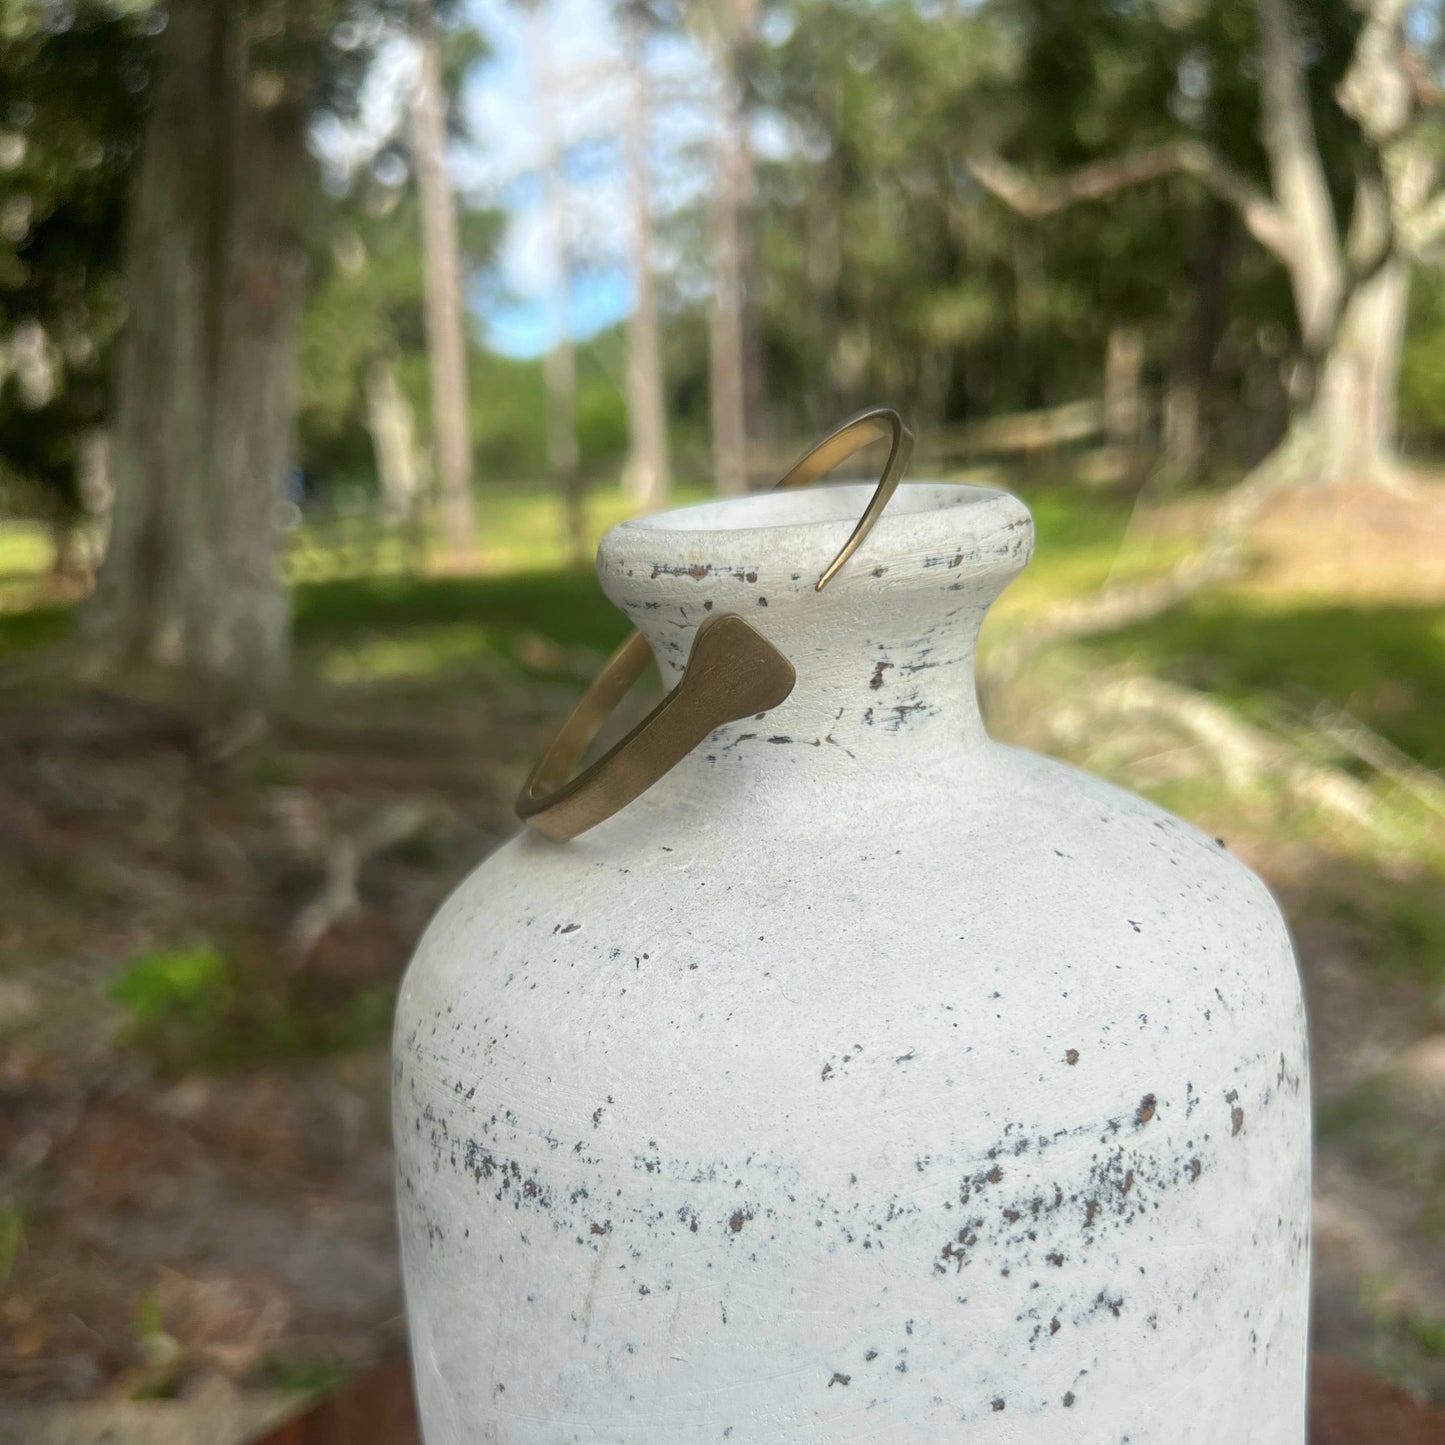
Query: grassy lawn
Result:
<box><xmin>3</xmin><ymin>476</ymin><xmax>1438</xmax><ymax>779</ymax></box>
<box><xmin>1097</xmin><ymin>597</ymin><xmax>1445</xmax><ymax>769</ymax></box>
<box><xmin>0</xmin><ymin>519</ymin><xmax>52</xmax><ymax>579</ymax></box>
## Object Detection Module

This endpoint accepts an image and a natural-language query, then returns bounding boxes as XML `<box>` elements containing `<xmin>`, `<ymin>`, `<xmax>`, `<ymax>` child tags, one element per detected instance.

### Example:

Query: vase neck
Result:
<box><xmin>594</xmin><ymin>482</ymin><xmax>1033</xmax><ymax>785</ymax></box>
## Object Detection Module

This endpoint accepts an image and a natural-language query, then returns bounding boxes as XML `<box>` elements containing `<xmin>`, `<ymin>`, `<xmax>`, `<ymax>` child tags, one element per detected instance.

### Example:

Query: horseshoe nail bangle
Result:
<box><xmin>515</xmin><ymin>407</ymin><xmax>916</xmax><ymax>842</ymax></box>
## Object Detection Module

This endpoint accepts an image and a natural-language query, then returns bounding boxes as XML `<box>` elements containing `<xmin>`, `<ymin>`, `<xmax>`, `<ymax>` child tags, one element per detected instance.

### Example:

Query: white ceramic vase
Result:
<box><xmin>394</xmin><ymin>482</ymin><xmax>1310</xmax><ymax>1444</ymax></box>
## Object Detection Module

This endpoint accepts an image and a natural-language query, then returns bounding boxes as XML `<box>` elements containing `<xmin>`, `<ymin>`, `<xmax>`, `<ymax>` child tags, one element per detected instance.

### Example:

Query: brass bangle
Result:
<box><xmin>774</xmin><ymin>405</ymin><xmax>915</xmax><ymax>589</ymax></box>
<box><xmin>515</xmin><ymin>407</ymin><xmax>915</xmax><ymax>842</ymax></box>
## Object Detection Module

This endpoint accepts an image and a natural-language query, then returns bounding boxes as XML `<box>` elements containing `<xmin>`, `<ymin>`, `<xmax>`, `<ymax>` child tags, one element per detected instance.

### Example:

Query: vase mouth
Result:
<box><xmin>603</xmin><ymin>480</ymin><xmax>1032</xmax><ymax>584</ymax></box>
<box><xmin>617</xmin><ymin>479</ymin><xmax>1012</xmax><ymax>536</ymax></box>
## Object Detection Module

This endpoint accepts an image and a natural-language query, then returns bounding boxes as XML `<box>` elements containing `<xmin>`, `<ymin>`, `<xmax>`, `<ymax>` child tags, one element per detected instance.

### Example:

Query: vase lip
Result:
<box><xmin>601</xmin><ymin>480</ymin><xmax>1033</xmax><ymax>581</ymax></box>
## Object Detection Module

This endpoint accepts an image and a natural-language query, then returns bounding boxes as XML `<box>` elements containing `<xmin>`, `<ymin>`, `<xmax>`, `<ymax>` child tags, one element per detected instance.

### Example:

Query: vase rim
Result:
<box><xmin>603</xmin><ymin>482</ymin><xmax>1033</xmax><ymax>590</ymax></box>
<box><xmin>615</xmin><ymin>479</ymin><xmax>1021</xmax><ymax>541</ymax></box>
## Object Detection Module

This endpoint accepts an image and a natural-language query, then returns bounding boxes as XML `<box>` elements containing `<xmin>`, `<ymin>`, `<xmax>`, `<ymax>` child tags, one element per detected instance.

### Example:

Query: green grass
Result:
<box><xmin>989</xmin><ymin>482</ymin><xmax>1190</xmax><ymax>622</ymax></box>
<box><xmin>0</xmin><ymin>600</ymin><xmax>69</xmax><ymax>658</ymax></box>
<box><xmin>3</xmin><ymin>475</ymin><xmax>1437</xmax><ymax>785</ymax></box>
<box><xmin>1</xmin><ymin>475</ymin><xmax>1439</xmax><ymax>790</ymax></box>
<box><xmin>259</xmin><ymin>1355</ymin><xmax>354</xmax><ymax>1394</ymax></box>
<box><xmin>294</xmin><ymin>567</ymin><xmax>630</xmax><ymax>692</ymax></box>
<box><xmin>0</xmin><ymin>521</ymin><xmax>53</xmax><ymax>579</ymax></box>
<box><xmin>1326</xmin><ymin>878</ymin><xmax>1445</xmax><ymax>991</ymax></box>
<box><xmin>1362</xmin><ymin>1277</ymin><xmax>1445</xmax><ymax>1392</ymax></box>
<box><xmin>295</xmin><ymin>567</ymin><xmax>621</xmax><ymax>653</ymax></box>
<box><xmin>110</xmin><ymin>943</ymin><xmax>399</xmax><ymax>1074</ymax></box>
<box><xmin>0</xmin><ymin>1206</ymin><xmax>23</xmax><ymax>1293</ymax></box>
<box><xmin>284</xmin><ymin>481</ymin><xmax>709</xmax><ymax>586</ymax></box>
<box><xmin>1094</xmin><ymin>598</ymin><xmax>1445</xmax><ymax>770</ymax></box>
<box><xmin>1316</xmin><ymin>1076</ymin><xmax>1397</xmax><ymax>1142</ymax></box>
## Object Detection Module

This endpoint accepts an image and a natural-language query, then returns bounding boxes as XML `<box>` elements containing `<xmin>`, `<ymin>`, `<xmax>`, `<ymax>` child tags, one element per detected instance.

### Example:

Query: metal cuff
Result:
<box><xmin>515</xmin><ymin>407</ymin><xmax>915</xmax><ymax>841</ymax></box>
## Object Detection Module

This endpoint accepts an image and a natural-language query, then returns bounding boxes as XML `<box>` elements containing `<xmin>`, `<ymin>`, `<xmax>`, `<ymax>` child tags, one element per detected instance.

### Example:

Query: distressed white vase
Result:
<box><xmin>394</xmin><ymin>482</ymin><xmax>1310</xmax><ymax>1444</ymax></box>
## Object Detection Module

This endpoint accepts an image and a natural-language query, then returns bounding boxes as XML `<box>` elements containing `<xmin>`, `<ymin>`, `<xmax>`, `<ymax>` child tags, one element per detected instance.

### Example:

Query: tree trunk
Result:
<box><xmin>805</xmin><ymin>147</ymin><xmax>842</xmax><ymax>426</ymax></box>
<box><xmin>365</xmin><ymin>357</ymin><xmax>422</xmax><ymax>523</ymax></box>
<box><xmin>621</xmin><ymin>12</ymin><xmax>671</xmax><ymax>510</ymax></box>
<box><xmin>1104</xmin><ymin>325</ymin><xmax>1145</xmax><ymax>478</ymax></box>
<box><xmin>528</xmin><ymin>4</ymin><xmax>584</xmax><ymax>562</ymax></box>
<box><xmin>1177</xmin><ymin>198</ymin><xmax>1232</xmax><ymax>481</ymax></box>
<box><xmin>411</xmin><ymin>0</ymin><xmax>476</xmax><ymax>561</ymax></box>
<box><xmin>544</xmin><ymin>340</ymin><xmax>584</xmax><ymax>563</ymax></box>
<box><xmin>85</xmin><ymin>0</ymin><xmax>313</xmax><ymax>703</ymax></box>
<box><xmin>709</xmin><ymin>102</ymin><xmax>748</xmax><ymax>496</ymax></box>
<box><xmin>1254</xmin><ymin>0</ymin><xmax>1345</xmax><ymax>360</ymax></box>
<box><xmin>705</xmin><ymin>2</ymin><xmax>757</xmax><ymax>497</ymax></box>
<box><xmin>1302</xmin><ymin>256</ymin><xmax>1410</xmax><ymax>484</ymax></box>
<box><xmin>1103</xmin><ymin>325</ymin><xmax>1143</xmax><ymax>447</ymax></box>
<box><xmin>1162</xmin><ymin>375</ymin><xmax>1202</xmax><ymax>484</ymax></box>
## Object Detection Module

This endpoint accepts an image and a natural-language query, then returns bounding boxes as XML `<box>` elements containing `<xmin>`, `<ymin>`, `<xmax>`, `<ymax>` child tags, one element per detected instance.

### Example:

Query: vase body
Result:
<box><xmin>394</xmin><ymin>483</ymin><xmax>1310</xmax><ymax>1444</ymax></box>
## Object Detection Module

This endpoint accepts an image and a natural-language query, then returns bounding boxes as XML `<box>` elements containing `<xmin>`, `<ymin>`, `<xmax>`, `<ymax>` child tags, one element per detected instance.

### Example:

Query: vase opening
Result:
<box><xmin>624</xmin><ymin>479</ymin><xmax>1003</xmax><ymax>533</ymax></box>
<box><xmin>593</xmin><ymin>481</ymin><xmax>1035</xmax><ymax>774</ymax></box>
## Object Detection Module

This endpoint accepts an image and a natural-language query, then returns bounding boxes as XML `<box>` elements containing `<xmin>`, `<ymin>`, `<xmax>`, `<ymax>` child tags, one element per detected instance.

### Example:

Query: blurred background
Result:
<box><xmin>0</xmin><ymin>0</ymin><xmax>1443</xmax><ymax>1438</ymax></box>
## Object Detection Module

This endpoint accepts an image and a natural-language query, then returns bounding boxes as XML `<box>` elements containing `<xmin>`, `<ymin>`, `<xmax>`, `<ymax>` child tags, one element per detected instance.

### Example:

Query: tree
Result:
<box><xmin>524</xmin><ymin>0</ymin><xmax>585</xmax><ymax>559</ymax></box>
<box><xmin>620</xmin><ymin>1</ymin><xmax>672</xmax><ymax>508</ymax></box>
<box><xmin>85</xmin><ymin>0</ymin><xmax>323</xmax><ymax>703</ymax></box>
<box><xmin>0</xmin><ymin>3</ymin><xmax>150</xmax><ymax>581</ymax></box>
<box><xmin>297</xmin><ymin>188</ymin><xmax>450</xmax><ymax>522</ymax></box>
<box><xmin>699</xmin><ymin>0</ymin><xmax>760</xmax><ymax>496</ymax></box>
<box><xmin>967</xmin><ymin>0</ymin><xmax>1445</xmax><ymax>487</ymax></box>
<box><xmin>410</xmin><ymin>0</ymin><xmax>477</xmax><ymax>559</ymax></box>
<box><xmin>754</xmin><ymin>0</ymin><xmax>1021</xmax><ymax>433</ymax></box>
<box><xmin>77</xmin><ymin>0</ymin><xmax>454</xmax><ymax>703</ymax></box>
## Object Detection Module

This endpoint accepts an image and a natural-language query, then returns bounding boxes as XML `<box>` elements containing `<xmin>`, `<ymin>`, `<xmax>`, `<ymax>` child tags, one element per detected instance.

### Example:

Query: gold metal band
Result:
<box><xmin>775</xmin><ymin>406</ymin><xmax>915</xmax><ymax>589</ymax></box>
<box><xmin>515</xmin><ymin>407</ymin><xmax>916</xmax><ymax>842</ymax></box>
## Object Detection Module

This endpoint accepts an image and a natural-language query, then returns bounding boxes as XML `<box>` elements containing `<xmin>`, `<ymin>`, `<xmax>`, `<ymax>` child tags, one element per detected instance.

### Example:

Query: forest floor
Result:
<box><xmin>0</xmin><ymin>470</ymin><xmax>1442</xmax><ymax>1438</ymax></box>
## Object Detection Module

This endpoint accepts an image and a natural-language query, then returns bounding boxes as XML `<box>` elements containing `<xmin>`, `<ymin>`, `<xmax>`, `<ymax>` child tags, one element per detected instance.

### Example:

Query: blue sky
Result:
<box><xmin>452</xmin><ymin>0</ymin><xmax>717</xmax><ymax>358</ymax></box>
<box><xmin>317</xmin><ymin>0</ymin><xmax>783</xmax><ymax>360</ymax></box>
<box><xmin>457</xmin><ymin>0</ymin><xmax>637</xmax><ymax>356</ymax></box>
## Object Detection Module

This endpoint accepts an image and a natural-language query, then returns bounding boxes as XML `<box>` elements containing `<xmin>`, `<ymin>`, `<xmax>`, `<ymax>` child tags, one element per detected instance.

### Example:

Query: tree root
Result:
<box><xmin>991</xmin><ymin>447</ymin><xmax>1312</xmax><ymax>676</ymax></box>
<box><xmin>1297</xmin><ymin>697</ymin><xmax>1445</xmax><ymax>822</ymax></box>
<box><xmin>1041</xmin><ymin>672</ymin><xmax>1392</xmax><ymax>838</ymax></box>
<box><xmin>287</xmin><ymin>802</ymin><xmax>438</xmax><ymax>964</ymax></box>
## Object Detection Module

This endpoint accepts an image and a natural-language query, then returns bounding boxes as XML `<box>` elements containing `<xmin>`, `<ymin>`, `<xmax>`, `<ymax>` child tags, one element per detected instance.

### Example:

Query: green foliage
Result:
<box><xmin>1328</xmin><ymin>881</ymin><xmax>1445</xmax><ymax>992</ymax></box>
<box><xmin>0</xmin><ymin>0</ymin><xmax>484</xmax><ymax>519</ymax></box>
<box><xmin>296</xmin><ymin>185</ymin><xmax>508</xmax><ymax>490</ymax></box>
<box><xmin>1405</xmin><ymin>1311</ymin><xmax>1445</xmax><ymax>1359</ymax></box>
<box><xmin>1095</xmin><ymin>600</ymin><xmax>1445</xmax><ymax>770</ymax></box>
<box><xmin>0</xmin><ymin>1206</ymin><xmax>23</xmax><ymax>1293</ymax></box>
<box><xmin>1362</xmin><ymin>1282</ymin><xmax>1445</xmax><ymax>1392</ymax></box>
<box><xmin>132</xmin><ymin>1286</ymin><xmax>168</xmax><ymax>1346</ymax></box>
<box><xmin>575</xmin><ymin>326</ymin><xmax>631</xmax><ymax>463</ymax></box>
<box><xmin>260</xmin><ymin>1355</ymin><xmax>354</xmax><ymax>1394</ymax></box>
<box><xmin>2</xmin><ymin>0</ymin><xmax>1423</xmax><ymax>529</ymax></box>
<box><xmin>1400</xmin><ymin>268</ymin><xmax>1445</xmax><ymax>450</ymax></box>
<box><xmin>296</xmin><ymin>568</ymin><xmax>631</xmax><ymax>666</ymax></box>
<box><xmin>742</xmin><ymin>0</ymin><xmax>1354</xmax><ymax>440</ymax></box>
<box><xmin>0</xmin><ymin>1</ymin><xmax>151</xmax><ymax>515</ymax></box>
<box><xmin>129</xmin><ymin>1285</ymin><xmax>184</xmax><ymax>1399</ymax></box>
<box><xmin>464</xmin><ymin>347</ymin><xmax>548</xmax><ymax>478</ymax></box>
<box><xmin>294</xmin><ymin>195</ymin><xmax>637</xmax><ymax>491</ymax></box>
<box><xmin>1315</xmin><ymin>1075</ymin><xmax>1396</xmax><ymax>1142</ymax></box>
<box><xmin>111</xmin><ymin>945</ymin><xmax>232</xmax><ymax>1026</ymax></box>
<box><xmin>0</xmin><ymin>600</ymin><xmax>69</xmax><ymax>658</ymax></box>
<box><xmin>110</xmin><ymin>943</ymin><xmax>398</xmax><ymax>1075</ymax></box>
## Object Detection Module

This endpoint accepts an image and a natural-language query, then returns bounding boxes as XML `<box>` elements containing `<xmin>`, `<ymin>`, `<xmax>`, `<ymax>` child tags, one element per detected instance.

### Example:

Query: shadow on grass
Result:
<box><xmin>0</xmin><ymin>568</ymin><xmax>632</xmax><ymax>673</ymax></box>
<box><xmin>294</xmin><ymin>568</ymin><xmax>628</xmax><ymax>657</ymax></box>
<box><xmin>0</xmin><ymin>602</ymin><xmax>70</xmax><ymax>659</ymax></box>
<box><xmin>1096</xmin><ymin>600</ymin><xmax>1445</xmax><ymax>770</ymax></box>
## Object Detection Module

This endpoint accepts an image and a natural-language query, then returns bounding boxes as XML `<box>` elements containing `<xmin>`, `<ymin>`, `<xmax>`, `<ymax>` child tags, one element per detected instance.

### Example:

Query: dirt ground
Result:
<box><xmin>1250</xmin><ymin>474</ymin><xmax>1445</xmax><ymax>602</ymax></box>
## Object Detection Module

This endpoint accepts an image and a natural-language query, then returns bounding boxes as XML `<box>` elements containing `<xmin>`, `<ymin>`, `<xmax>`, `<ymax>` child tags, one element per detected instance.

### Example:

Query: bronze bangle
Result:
<box><xmin>515</xmin><ymin>407</ymin><xmax>915</xmax><ymax>841</ymax></box>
